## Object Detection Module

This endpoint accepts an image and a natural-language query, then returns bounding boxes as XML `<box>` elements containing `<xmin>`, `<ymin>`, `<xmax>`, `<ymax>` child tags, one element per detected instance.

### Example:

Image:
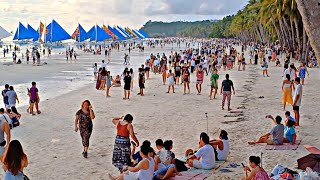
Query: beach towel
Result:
<box><xmin>265</xmin><ymin>140</ymin><xmax>301</xmax><ymax>150</ymax></box>
<box><xmin>304</xmin><ymin>145</ymin><xmax>320</xmax><ymax>155</ymax></box>
<box><xmin>168</xmin><ymin>172</ymin><xmax>211</xmax><ymax>180</ymax></box>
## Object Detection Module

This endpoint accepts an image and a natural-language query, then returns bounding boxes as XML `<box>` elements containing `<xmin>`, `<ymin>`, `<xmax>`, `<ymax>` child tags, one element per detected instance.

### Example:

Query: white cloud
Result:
<box><xmin>0</xmin><ymin>0</ymin><xmax>247</xmax><ymax>33</ymax></box>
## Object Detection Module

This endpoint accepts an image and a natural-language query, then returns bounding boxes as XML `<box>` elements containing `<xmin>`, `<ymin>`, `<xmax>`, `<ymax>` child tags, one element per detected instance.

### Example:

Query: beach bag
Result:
<box><xmin>174</xmin><ymin>159</ymin><xmax>188</xmax><ymax>172</ymax></box>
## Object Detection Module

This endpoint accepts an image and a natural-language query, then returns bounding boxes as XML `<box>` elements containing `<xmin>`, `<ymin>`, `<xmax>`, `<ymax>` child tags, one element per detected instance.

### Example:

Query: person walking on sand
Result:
<box><xmin>2</xmin><ymin>140</ymin><xmax>28</xmax><ymax>179</ymax></box>
<box><xmin>0</xmin><ymin>108</ymin><xmax>11</xmax><ymax>158</ymax></box>
<box><xmin>74</xmin><ymin>100</ymin><xmax>95</xmax><ymax>158</ymax></box>
<box><xmin>6</xmin><ymin>86</ymin><xmax>20</xmax><ymax>116</ymax></box>
<box><xmin>182</xmin><ymin>65</ymin><xmax>190</xmax><ymax>94</ymax></box>
<box><xmin>209</xmin><ymin>69</ymin><xmax>219</xmax><ymax>100</ymax></box>
<box><xmin>2</xmin><ymin>84</ymin><xmax>9</xmax><ymax>110</ymax></box>
<box><xmin>220</xmin><ymin>74</ymin><xmax>235</xmax><ymax>111</ymax></box>
<box><xmin>282</xmin><ymin>74</ymin><xmax>293</xmax><ymax>111</ymax></box>
<box><xmin>106</xmin><ymin>71</ymin><xmax>113</xmax><ymax>97</ymax></box>
<box><xmin>29</xmin><ymin>82</ymin><xmax>41</xmax><ymax>116</ymax></box>
<box><xmin>130</xmin><ymin>68</ymin><xmax>134</xmax><ymax>91</ymax></box>
<box><xmin>195</xmin><ymin>65</ymin><xmax>204</xmax><ymax>95</ymax></box>
<box><xmin>93</xmin><ymin>63</ymin><xmax>98</xmax><ymax>80</ymax></box>
<box><xmin>166</xmin><ymin>70</ymin><xmax>175</xmax><ymax>93</ymax></box>
<box><xmin>297</xmin><ymin>62</ymin><xmax>309</xmax><ymax>85</ymax></box>
<box><xmin>138</xmin><ymin>72</ymin><xmax>145</xmax><ymax>96</ymax></box>
<box><xmin>161</xmin><ymin>64</ymin><xmax>167</xmax><ymax>85</ymax></box>
<box><xmin>112</xmin><ymin>114</ymin><xmax>139</xmax><ymax>173</ymax></box>
<box><xmin>293</xmin><ymin>77</ymin><xmax>302</xmax><ymax>126</ymax></box>
<box><xmin>262</xmin><ymin>58</ymin><xmax>269</xmax><ymax>77</ymax></box>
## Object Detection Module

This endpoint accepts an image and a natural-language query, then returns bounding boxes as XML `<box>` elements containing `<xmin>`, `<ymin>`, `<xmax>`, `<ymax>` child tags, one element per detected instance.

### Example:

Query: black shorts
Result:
<box><xmin>30</xmin><ymin>100</ymin><xmax>37</xmax><ymax>103</ymax></box>
<box><xmin>139</xmin><ymin>83</ymin><xmax>145</xmax><ymax>89</ymax></box>
<box><xmin>175</xmin><ymin>72</ymin><xmax>181</xmax><ymax>77</ymax></box>
<box><xmin>293</xmin><ymin>106</ymin><xmax>299</xmax><ymax>111</ymax></box>
<box><xmin>124</xmin><ymin>85</ymin><xmax>131</xmax><ymax>90</ymax></box>
<box><xmin>145</xmin><ymin>67</ymin><xmax>150</xmax><ymax>72</ymax></box>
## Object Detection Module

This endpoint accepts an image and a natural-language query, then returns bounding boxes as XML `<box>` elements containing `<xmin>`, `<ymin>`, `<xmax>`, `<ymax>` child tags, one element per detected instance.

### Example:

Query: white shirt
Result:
<box><xmin>284</xmin><ymin>68</ymin><xmax>296</xmax><ymax>81</ymax></box>
<box><xmin>195</xmin><ymin>144</ymin><xmax>215</xmax><ymax>169</ymax></box>
<box><xmin>100</xmin><ymin>63</ymin><xmax>107</xmax><ymax>69</ymax></box>
<box><xmin>294</xmin><ymin>84</ymin><xmax>302</xmax><ymax>106</ymax></box>
<box><xmin>217</xmin><ymin>139</ymin><xmax>230</xmax><ymax>161</ymax></box>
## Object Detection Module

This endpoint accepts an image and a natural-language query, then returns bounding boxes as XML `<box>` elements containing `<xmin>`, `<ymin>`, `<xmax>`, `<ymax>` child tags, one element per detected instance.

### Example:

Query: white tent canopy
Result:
<box><xmin>0</xmin><ymin>26</ymin><xmax>11</xmax><ymax>40</ymax></box>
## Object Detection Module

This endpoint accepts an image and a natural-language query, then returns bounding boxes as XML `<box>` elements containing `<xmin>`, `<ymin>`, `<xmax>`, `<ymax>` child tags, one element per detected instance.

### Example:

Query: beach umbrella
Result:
<box><xmin>297</xmin><ymin>154</ymin><xmax>320</xmax><ymax>173</ymax></box>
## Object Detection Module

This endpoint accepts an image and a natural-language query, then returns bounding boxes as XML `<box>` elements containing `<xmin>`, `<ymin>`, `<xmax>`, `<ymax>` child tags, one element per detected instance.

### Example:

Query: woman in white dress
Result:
<box><xmin>166</xmin><ymin>70</ymin><xmax>175</xmax><ymax>93</ymax></box>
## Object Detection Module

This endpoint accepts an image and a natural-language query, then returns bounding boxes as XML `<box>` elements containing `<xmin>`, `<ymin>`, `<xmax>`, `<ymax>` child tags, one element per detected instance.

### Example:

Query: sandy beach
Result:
<box><xmin>1</xmin><ymin>44</ymin><xmax>319</xmax><ymax>180</ymax></box>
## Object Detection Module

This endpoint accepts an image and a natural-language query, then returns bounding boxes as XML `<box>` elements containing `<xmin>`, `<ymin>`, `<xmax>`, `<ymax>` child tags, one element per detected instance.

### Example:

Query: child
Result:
<box><xmin>284</xmin><ymin>111</ymin><xmax>295</xmax><ymax>124</ymax></box>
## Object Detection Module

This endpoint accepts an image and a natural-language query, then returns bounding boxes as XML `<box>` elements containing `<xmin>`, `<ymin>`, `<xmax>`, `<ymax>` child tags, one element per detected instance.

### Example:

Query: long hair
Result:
<box><xmin>81</xmin><ymin>100</ymin><xmax>91</xmax><ymax>111</ymax></box>
<box><xmin>2</xmin><ymin>140</ymin><xmax>27</xmax><ymax>176</ymax></box>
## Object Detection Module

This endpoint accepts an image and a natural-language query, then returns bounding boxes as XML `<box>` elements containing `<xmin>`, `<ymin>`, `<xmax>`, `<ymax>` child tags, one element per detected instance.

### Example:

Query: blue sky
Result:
<box><xmin>0</xmin><ymin>0</ymin><xmax>248</xmax><ymax>33</ymax></box>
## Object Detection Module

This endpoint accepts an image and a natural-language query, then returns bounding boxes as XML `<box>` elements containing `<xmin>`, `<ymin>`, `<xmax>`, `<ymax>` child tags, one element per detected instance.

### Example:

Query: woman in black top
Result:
<box><xmin>123</xmin><ymin>71</ymin><xmax>131</xmax><ymax>100</ymax></box>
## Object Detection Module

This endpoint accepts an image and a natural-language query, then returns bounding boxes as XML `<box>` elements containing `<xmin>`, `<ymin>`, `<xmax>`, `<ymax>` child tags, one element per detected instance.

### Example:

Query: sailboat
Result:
<box><xmin>86</xmin><ymin>25</ymin><xmax>112</xmax><ymax>43</ymax></box>
<box><xmin>102</xmin><ymin>25</ymin><xmax>116</xmax><ymax>40</ymax></box>
<box><xmin>116</xmin><ymin>26</ymin><xmax>131</xmax><ymax>39</ymax></box>
<box><xmin>27</xmin><ymin>24</ymin><xmax>39</xmax><ymax>42</ymax></box>
<box><xmin>125</xmin><ymin>27</ymin><xmax>138</xmax><ymax>39</ymax></box>
<box><xmin>107</xmin><ymin>26</ymin><xmax>126</xmax><ymax>41</ymax></box>
<box><xmin>0</xmin><ymin>26</ymin><xmax>11</xmax><ymax>43</ymax></box>
<box><xmin>45</xmin><ymin>19</ymin><xmax>71</xmax><ymax>47</ymax></box>
<box><xmin>71</xmin><ymin>23</ymin><xmax>87</xmax><ymax>44</ymax></box>
<box><xmin>132</xmin><ymin>29</ymin><xmax>145</xmax><ymax>39</ymax></box>
<box><xmin>13</xmin><ymin>22</ymin><xmax>31</xmax><ymax>44</ymax></box>
<box><xmin>138</xmin><ymin>29</ymin><xmax>150</xmax><ymax>38</ymax></box>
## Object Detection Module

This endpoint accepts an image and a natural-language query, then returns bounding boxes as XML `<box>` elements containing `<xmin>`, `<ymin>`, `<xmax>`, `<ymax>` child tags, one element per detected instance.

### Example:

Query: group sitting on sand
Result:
<box><xmin>107</xmin><ymin>113</ymin><xmax>231</xmax><ymax>179</ymax></box>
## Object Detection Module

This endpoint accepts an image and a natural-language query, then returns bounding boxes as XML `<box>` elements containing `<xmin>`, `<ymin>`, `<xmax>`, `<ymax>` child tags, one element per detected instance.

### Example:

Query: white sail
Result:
<box><xmin>0</xmin><ymin>26</ymin><xmax>11</xmax><ymax>40</ymax></box>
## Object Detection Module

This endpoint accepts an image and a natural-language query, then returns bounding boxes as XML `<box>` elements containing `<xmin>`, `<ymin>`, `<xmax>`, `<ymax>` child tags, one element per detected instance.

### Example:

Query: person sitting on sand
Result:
<box><xmin>210</xmin><ymin>130</ymin><xmax>230</xmax><ymax>161</ymax></box>
<box><xmin>283</xmin><ymin>118</ymin><xmax>296</xmax><ymax>144</ymax></box>
<box><xmin>112</xmin><ymin>75</ymin><xmax>121</xmax><ymax>87</ymax></box>
<box><xmin>248</xmin><ymin>115</ymin><xmax>284</xmax><ymax>145</ymax></box>
<box><xmin>241</xmin><ymin>156</ymin><xmax>269</xmax><ymax>180</ymax></box>
<box><xmin>284</xmin><ymin>111</ymin><xmax>295</xmax><ymax>124</ymax></box>
<box><xmin>109</xmin><ymin>141</ymin><xmax>154</xmax><ymax>180</ymax></box>
<box><xmin>154</xmin><ymin>140</ymin><xmax>179</xmax><ymax>179</ymax></box>
<box><xmin>6</xmin><ymin>109</ymin><xmax>19</xmax><ymax>127</ymax></box>
<box><xmin>187</xmin><ymin>132</ymin><xmax>216</xmax><ymax>170</ymax></box>
<box><xmin>131</xmin><ymin>140</ymin><xmax>151</xmax><ymax>166</ymax></box>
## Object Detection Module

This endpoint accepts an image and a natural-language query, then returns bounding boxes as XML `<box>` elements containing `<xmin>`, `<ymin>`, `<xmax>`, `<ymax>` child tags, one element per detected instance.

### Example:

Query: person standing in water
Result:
<box><xmin>75</xmin><ymin>100</ymin><xmax>95</xmax><ymax>158</ymax></box>
<box><xmin>221</xmin><ymin>74</ymin><xmax>235</xmax><ymax>111</ymax></box>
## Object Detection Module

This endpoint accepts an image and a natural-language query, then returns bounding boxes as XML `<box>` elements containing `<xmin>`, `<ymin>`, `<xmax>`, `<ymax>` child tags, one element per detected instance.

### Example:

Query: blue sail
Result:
<box><xmin>13</xmin><ymin>22</ymin><xmax>30</xmax><ymax>40</ymax></box>
<box><xmin>78</xmin><ymin>24</ymin><xmax>87</xmax><ymax>42</ymax></box>
<box><xmin>27</xmin><ymin>25</ymin><xmax>39</xmax><ymax>41</ymax></box>
<box><xmin>86</xmin><ymin>26</ymin><xmax>95</xmax><ymax>40</ymax></box>
<box><xmin>45</xmin><ymin>20</ymin><xmax>71</xmax><ymax>42</ymax></box>
<box><xmin>88</xmin><ymin>25</ymin><xmax>112</xmax><ymax>42</ymax></box>
<box><xmin>132</xmin><ymin>29</ymin><xmax>145</xmax><ymax>39</ymax></box>
<box><xmin>108</xmin><ymin>26</ymin><xmax>126</xmax><ymax>40</ymax></box>
<box><xmin>114</xmin><ymin>26</ymin><xmax>129</xmax><ymax>39</ymax></box>
<box><xmin>138</xmin><ymin>29</ymin><xmax>150</xmax><ymax>38</ymax></box>
<box><xmin>117</xmin><ymin>26</ymin><xmax>131</xmax><ymax>38</ymax></box>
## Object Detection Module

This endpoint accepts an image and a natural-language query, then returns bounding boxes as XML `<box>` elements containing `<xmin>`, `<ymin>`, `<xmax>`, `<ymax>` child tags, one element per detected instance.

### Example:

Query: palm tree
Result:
<box><xmin>295</xmin><ymin>0</ymin><xmax>320</xmax><ymax>63</ymax></box>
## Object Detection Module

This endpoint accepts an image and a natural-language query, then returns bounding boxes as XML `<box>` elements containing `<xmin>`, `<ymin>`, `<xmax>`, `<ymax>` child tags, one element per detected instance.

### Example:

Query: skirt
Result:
<box><xmin>112</xmin><ymin>136</ymin><xmax>131</xmax><ymax>171</ymax></box>
<box><xmin>282</xmin><ymin>87</ymin><xmax>293</xmax><ymax>105</ymax></box>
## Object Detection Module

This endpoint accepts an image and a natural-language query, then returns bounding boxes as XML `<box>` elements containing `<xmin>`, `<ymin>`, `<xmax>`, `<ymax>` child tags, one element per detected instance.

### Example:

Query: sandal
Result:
<box><xmin>37</xmin><ymin>111</ymin><xmax>41</xmax><ymax>114</ymax></box>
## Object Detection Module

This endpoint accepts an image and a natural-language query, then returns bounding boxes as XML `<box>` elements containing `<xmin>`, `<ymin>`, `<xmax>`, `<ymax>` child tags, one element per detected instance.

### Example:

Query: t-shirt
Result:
<box><xmin>222</xmin><ymin>79</ymin><xmax>233</xmax><ymax>92</ymax></box>
<box><xmin>287</xmin><ymin>116</ymin><xmax>295</xmax><ymax>122</ymax></box>
<box><xmin>29</xmin><ymin>87</ymin><xmax>38</xmax><ymax>101</ymax></box>
<box><xmin>2</xmin><ymin>89</ymin><xmax>8</xmax><ymax>104</ymax></box>
<box><xmin>175</xmin><ymin>66</ymin><xmax>181</xmax><ymax>72</ymax></box>
<box><xmin>100</xmin><ymin>63</ymin><xmax>107</xmax><ymax>69</ymax></box>
<box><xmin>6</xmin><ymin>91</ymin><xmax>17</xmax><ymax>106</ymax></box>
<box><xmin>211</xmin><ymin>74</ymin><xmax>219</xmax><ymax>86</ymax></box>
<box><xmin>284</xmin><ymin>126</ymin><xmax>295</xmax><ymax>143</ymax></box>
<box><xmin>283</xmin><ymin>69</ymin><xmax>296</xmax><ymax>81</ymax></box>
<box><xmin>157</xmin><ymin>148</ymin><xmax>172</xmax><ymax>166</ymax></box>
<box><xmin>270</xmin><ymin>124</ymin><xmax>284</xmax><ymax>145</ymax></box>
<box><xmin>195</xmin><ymin>144</ymin><xmax>215</xmax><ymax>170</ymax></box>
<box><xmin>293</xmin><ymin>84</ymin><xmax>302</xmax><ymax>106</ymax></box>
<box><xmin>0</xmin><ymin>114</ymin><xmax>12</xmax><ymax>126</ymax></box>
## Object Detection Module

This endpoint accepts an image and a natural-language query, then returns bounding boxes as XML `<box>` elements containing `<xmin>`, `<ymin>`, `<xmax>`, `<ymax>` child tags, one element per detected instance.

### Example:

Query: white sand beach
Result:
<box><xmin>1</xmin><ymin>44</ymin><xmax>319</xmax><ymax>180</ymax></box>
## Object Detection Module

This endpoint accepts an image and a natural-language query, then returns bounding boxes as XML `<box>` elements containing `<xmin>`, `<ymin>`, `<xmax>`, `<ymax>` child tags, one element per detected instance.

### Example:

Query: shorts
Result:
<box><xmin>139</xmin><ymin>83</ymin><xmax>145</xmax><ymax>89</ymax></box>
<box><xmin>124</xmin><ymin>85</ymin><xmax>131</xmax><ymax>90</ymax></box>
<box><xmin>193</xmin><ymin>160</ymin><xmax>213</xmax><ymax>170</ymax></box>
<box><xmin>175</xmin><ymin>72</ymin><xmax>181</xmax><ymax>77</ymax></box>
<box><xmin>183</xmin><ymin>78</ymin><xmax>189</xmax><ymax>82</ymax></box>
<box><xmin>266</xmin><ymin>139</ymin><xmax>282</xmax><ymax>145</ymax></box>
<box><xmin>4</xmin><ymin>104</ymin><xmax>10</xmax><ymax>109</ymax></box>
<box><xmin>154</xmin><ymin>164</ymin><xmax>175</xmax><ymax>177</ymax></box>
<box><xmin>30</xmin><ymin>100</ymin><xmax>37</xmax><ymax>103</ymax></box>
<box><xmin>145</xmin><ymin>67</ymin><xmax>150</xmax><ymax>72</ymax></box>
<box><xmin>123</xmin><ymin>171</ymin><xmax>138</xmax><ymax>180</ymax></box>
<box><xmin>293</xmin><ymin>106</ymin><xmax>299</xmax><ymax>111</ymax></box>
<box><xmin>211</xmin><ymin>85</ymin><xmax>218</xmax><ymax>89</ymax></box>
<box><xmin>196</xmin><ymin>80</ymin><xmax>203</xmax><ymax>84</ymax></box>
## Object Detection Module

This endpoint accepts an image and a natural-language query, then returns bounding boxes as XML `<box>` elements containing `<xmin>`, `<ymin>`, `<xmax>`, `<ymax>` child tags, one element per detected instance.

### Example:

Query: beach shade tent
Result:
<box><xmin>117</xmin><ymin>26</ymin><xmax>132</xmax><ymax>39</ymax></box>
<box><xmin>107</xmin><ymin>26</ymin><xmax>126</xmax><ymax>41</ymax></box>
<box><xmin>102</xmin><ymin>25</ymin><xmax>117</xmax><ymax>40</ymax></box>
<box><xmin>71</xmin><ymin>24</ymin><xmax>87</xmax><ymax>42</ymax></box>
<box><xmin>45</xmin><ymin>20</ymin><xmax>71</xmax><ymax>43</ymax></box>
<box><xmin>27</xmin><ymin>24</ymin><xmax>39</xmax><ymax>42</ymax></box>
<box><xmin>132</xmin><ymin>29</ymin><xmax>145</xmax><ymax>39</ymax></box>
<box><xmin>298</xmin><ymin>154</ymin><xmax>320</xmax><ymax>173</ymax></box>
<box><xmin>13</xmin><ymin>22</ymin><xmax>30</xmax><ymax>40</ymax></box>
<box><xmin>0</xmin><ymin>26</ymin><xmax>11</xmax><ymax>40</ymax></box>
<box><xmin>125</xmin><ymin>27</ymin><xmax>138</xmax><ymax>38</ymax></box>
<box><xmin>138</xmin><ymin>29</ymin><xmax>150</xmax><ymax>38</ymax></box>
<box><xmin>86</xmin><ymin>25</ymin><xmax>112</xmax><ymax>42</ymax></box>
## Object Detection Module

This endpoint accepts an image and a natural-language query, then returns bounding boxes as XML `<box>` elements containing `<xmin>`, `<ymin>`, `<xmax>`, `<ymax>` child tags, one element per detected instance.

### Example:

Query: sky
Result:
<box><xmin>0</xmin><ymin>0</ymin><xmax>248</xmax><ymax>34</ymax></box>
